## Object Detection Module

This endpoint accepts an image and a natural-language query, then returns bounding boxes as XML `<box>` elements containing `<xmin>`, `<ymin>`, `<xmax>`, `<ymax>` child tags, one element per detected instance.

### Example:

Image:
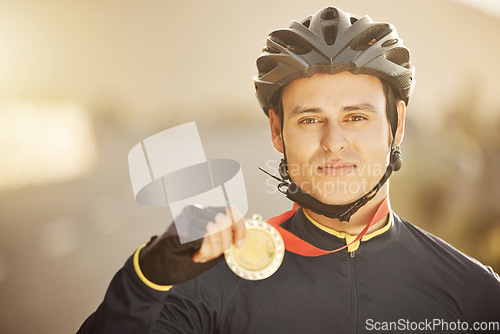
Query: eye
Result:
<box><xmin>348</xmin><ymin>115</ymin><xmax>367</xmax><ymax>122</ymax></box>
<box><xmin>299</xmin><ymin>117</ymin><xmax>320</xmax><ymax>125</ymax></box>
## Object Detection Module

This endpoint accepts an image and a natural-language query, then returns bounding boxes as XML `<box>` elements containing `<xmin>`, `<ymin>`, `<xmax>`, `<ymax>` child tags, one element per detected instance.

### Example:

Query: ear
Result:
<box><xmin>394</xmin><ymin>100</ymin><xmax>406</xmax><ymax>147</ymax></box>
<box><xmin>269</xmin><ymin>108</ymin><xmax>284</xmax><ymax>153</ymax></box>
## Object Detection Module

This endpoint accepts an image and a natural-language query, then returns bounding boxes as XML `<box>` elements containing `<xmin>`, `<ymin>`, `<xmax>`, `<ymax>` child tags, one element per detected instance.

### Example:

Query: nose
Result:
<box><xmin>321</xmin><ymin>122</ymin><xmax>347</xmax><ymax>153</ymax></box>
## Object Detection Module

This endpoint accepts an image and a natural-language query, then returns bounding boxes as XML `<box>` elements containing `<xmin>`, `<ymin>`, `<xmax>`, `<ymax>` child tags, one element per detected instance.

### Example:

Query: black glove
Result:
<box><xmin>139</xmin><ymin>205</ymin><xmax>228</xmax><ymax>285</ymax></box>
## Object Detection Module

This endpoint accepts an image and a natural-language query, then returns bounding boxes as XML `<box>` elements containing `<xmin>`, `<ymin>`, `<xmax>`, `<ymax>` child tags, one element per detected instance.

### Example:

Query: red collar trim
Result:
<box><xmin>267</xmin><ymin>197</ymin><xmax>390</xmax><ymax>257</ymax></box>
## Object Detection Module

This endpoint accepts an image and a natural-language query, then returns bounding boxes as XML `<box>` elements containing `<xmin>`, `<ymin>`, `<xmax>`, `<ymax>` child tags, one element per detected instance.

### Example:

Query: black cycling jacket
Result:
<box><xmin>78</xmin><ymin>210</ymin><xmax>500</xmax><ymax>333</ymax></box>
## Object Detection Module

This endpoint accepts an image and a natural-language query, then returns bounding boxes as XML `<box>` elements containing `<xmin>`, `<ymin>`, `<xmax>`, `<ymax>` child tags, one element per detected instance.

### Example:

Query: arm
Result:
<box><xmin>77</xmin><ymin>253</ymin><xmax>170</xmax><ymax>334</ymax></box>
<box><xmin>77</xmin><ymin>206</ymin><xmax>245</xmax><ymax>334</ymax></box>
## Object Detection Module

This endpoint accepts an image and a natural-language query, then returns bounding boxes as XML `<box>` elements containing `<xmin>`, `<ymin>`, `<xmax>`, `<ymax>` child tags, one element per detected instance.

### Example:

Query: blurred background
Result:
<box><xmin>0</xmin><ymin>0</ymin><xmax>499</xmax><ymax>332</ymax></box>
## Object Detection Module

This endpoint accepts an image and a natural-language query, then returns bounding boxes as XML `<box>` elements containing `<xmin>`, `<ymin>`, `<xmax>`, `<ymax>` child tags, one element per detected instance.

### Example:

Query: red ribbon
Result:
<box><xmin>267</xmin><ymin>197</ymin><xmax>390</xmax><ymax>257</ymax></box>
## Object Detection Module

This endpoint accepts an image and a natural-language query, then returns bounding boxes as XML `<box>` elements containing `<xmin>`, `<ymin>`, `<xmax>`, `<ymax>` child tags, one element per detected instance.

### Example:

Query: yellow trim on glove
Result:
<box><xmin>133</xmin><ymin>244</ymin><xmax>173</xmax><ymax>292</ymax></box>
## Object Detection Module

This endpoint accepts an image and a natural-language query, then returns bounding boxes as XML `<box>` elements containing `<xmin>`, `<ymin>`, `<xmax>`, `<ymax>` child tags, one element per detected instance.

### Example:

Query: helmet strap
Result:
<box><xmin>261</xmin><ymin>144</ymin><xmax>401</xmax><ymax>222</ymax></box>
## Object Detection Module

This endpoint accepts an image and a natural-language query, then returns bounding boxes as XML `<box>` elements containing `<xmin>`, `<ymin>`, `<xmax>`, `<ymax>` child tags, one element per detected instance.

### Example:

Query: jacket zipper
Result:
<box><xmin>349</xmin><ymin>251</ymin><xmax>357</xmax><ymax>334</ymax></box>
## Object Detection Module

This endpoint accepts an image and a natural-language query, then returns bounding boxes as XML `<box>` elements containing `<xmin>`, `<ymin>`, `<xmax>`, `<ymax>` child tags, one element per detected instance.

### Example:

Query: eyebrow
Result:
<box><xmin>287</xmin><ymin>103</ymin><xmax>380</xmax><ymax>119</ymax></box>
<box><xmin>342</xmin><ymin>103</ymin><xmax>379</xmax><ymax>113</ymax></box>
<box><xmin>287</xmin><ymin>106</ymin><xmax>321</xmax><ymax>119</ymax></box>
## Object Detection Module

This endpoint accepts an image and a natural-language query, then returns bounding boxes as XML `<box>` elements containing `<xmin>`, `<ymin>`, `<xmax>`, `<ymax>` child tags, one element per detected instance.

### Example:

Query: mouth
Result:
<box><xmin>317</xmin><ymin>163</ymin><xmax>357</xmax><ymax>176</ymax></box>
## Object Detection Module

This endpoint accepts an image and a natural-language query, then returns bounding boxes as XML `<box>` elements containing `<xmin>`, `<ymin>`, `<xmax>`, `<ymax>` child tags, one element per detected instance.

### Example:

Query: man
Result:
<box><xmin>79</xmin><ymin>6</ymin><xmax>500</xmax><ymax>333</ymax></box>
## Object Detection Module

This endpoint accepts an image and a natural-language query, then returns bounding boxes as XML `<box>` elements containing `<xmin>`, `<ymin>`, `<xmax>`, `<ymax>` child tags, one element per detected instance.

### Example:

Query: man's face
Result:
<box><xmin>270</xmin><ymin>71</ymin><xmax>401</xmax><ymax>205</ymax></box>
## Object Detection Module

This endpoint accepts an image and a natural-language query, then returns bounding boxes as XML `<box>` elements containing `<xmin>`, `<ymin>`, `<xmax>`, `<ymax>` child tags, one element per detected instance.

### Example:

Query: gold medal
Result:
<box><xmin>225</xmin><ymin>214</ymin><xmax>285</xmax><ymax>280</ymax></box>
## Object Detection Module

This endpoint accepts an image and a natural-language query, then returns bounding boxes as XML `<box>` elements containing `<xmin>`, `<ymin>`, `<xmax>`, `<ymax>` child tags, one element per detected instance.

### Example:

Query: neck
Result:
<box><xmin>304</xmin><ymin>185</ymin><xmax>390</xmax><ymax>235</ymax></box>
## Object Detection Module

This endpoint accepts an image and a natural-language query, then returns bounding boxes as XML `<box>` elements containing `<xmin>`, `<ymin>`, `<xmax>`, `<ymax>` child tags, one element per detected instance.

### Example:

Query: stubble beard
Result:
<box><xmin>288</xmin><ymin>152</ymin><xmax>385</xmax><ymax>205</ymax></box>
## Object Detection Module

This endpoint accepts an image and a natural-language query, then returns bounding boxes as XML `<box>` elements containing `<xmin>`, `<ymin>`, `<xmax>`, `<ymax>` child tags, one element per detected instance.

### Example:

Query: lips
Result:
<box><xmin>317</xmin><ymin>163</ymin><xmax>356</xmax><ymax>176</ymax></box>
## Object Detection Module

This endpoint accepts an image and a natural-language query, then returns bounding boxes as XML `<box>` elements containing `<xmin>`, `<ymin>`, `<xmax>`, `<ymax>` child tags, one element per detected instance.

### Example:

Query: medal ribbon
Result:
<box><xmin>267</xmin><ymin>197</ymin><xmax>390</xmax><ymax>257</ymax></box>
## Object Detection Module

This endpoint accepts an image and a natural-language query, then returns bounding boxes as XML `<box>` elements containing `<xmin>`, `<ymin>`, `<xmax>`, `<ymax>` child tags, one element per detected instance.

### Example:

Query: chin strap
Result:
<box><xmin>259</xmin><ymin>146</ymin><xmax>401</xmax><ymax>222</ymax></box>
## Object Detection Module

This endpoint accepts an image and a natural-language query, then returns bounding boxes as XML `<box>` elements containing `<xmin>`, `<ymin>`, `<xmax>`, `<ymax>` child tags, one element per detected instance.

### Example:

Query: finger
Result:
<box><xmin>193</xmin><ymin>222</ymin><xmax>218</xmax><ymax>263</ymax></box>
<box><xmin>232</xmin><ymin>219</ymin><xmax>246</xmax><ymax>248</ymax></box>
<box><xmin>226</xmin><ymin>207</ymin><xmax>243</xmax><ymax>224</ymax></box>
<box><xmin>202</xmin><ymin>212</ymin><xmax>234</xmax><ymax>257</ymax></box>
<box><xmin>214</xmin><ymin>213</ymin><xmax>233</xmax><ymax>252</ymax></box>
<box><xmin>193</xmin><ymin>213</ymin><xmax>233</xmax><ymax>263</ymax></box>
<box><xmin>227</xmin><ymin>207</ymin><xmax>246</xmax><ymax>248</ymax></box>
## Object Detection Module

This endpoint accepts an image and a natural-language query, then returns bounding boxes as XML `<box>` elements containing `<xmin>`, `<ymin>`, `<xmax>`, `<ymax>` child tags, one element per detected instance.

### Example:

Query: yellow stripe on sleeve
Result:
<box><xmin>133</xmin><ymin>244</ymin><xmax>173</xmax><ymax>292</ymax></box>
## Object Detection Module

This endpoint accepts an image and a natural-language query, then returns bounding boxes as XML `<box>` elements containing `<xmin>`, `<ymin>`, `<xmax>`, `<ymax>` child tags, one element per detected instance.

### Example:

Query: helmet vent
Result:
<box><xmin>323</xmin><ymin>25</ymin><xmax>337</xmax><ymax>46</ymax></box>
<box><xmin>257</xmin><ymin>58</ymin><xmax>278</xmax><ymax>77</ymax></box>
<box><xmin>382</xmin><ymin>39</ymin><xmax>398</xmax><ymax>47</ymax></box>
<box><xmin>350</xmin><ymin>17</ymin><xmax>358</xmax><ymax>25</ymax></box>
<box><xmin>263</xmin><ymin>46</ymin><xmax>281</xmax><ymax>54</ymax></box>
<box><xmin>270</xmin><ymin>30</ymin><xmax>313</xmax><ymax>55</ymax></box>
<box><xmin>301</xmin><ymin>17</ymin><xmax>311</xmax><ymax>28</ymax></box>
<box><xmin>350</xmin><ymin>23</ymin><xmax>392</xmax><ymax>51</ymax></box>
<box><xmin>384</xmin><ymin>47</ymin><xmax>410</xmax><ymax>69</ymax></box>
<box><xmin>321</xmin><ymin>8</ymin><xmax>338</xmax><ymax>20</ymax></box>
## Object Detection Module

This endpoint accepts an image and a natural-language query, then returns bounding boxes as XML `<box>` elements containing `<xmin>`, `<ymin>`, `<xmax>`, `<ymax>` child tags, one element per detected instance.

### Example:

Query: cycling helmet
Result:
<box><xmin>254</xmin><ymin>6</ymin><xmax>415</xmax><ymax>115</ymax></box>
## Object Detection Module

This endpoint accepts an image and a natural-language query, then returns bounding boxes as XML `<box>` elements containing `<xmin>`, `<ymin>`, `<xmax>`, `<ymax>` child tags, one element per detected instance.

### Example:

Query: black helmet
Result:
<box><xmin>254</xmin><ymin>6</ymin><xmax>415</xmax><ymax>115</ymax></box>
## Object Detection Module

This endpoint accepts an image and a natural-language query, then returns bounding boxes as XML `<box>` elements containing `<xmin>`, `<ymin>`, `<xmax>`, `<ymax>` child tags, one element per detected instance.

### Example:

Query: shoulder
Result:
<box><xmin>392</xmin><ymin>214</ymin><xmax>500</xmax><ymax>320</ymax></box>
<box><xmin>393</xmin><ymin>214</ymin><xmax>498</xmax><ymax>277</ymax></box>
